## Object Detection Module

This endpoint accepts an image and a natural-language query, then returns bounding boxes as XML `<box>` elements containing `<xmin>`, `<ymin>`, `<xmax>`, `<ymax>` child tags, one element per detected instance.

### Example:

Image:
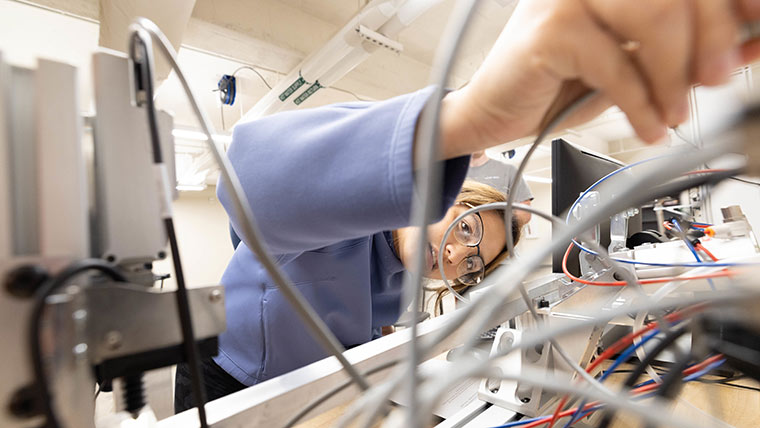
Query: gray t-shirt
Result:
<box><xmin>466</xmin><ymin>158</ymin><xmax>533</xmax><ymax>202</ymax></box>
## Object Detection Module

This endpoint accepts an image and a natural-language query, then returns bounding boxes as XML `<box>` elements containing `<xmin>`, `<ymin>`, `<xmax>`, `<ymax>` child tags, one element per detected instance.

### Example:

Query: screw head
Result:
<box><xmin>209</xmin><ymin>289</ymin><xmax>222</xmax><ymax>303</ymax></box>
<box><xmin>104</xmin><ymin>331</ymin><xmax>123</xmax><ymax>350</ymax></box>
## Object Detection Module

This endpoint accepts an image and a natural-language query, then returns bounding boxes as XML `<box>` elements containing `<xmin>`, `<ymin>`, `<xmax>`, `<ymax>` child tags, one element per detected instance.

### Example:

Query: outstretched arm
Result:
<box><xmin>437</xmin><ymin>0</ymin><xmax>760</xmax><ymax>159</ymax></box>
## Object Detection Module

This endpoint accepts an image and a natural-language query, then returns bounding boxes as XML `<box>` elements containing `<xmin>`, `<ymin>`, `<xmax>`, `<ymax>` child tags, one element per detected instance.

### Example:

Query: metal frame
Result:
<box><xmin>158</xmin><ymin>275</ymin><xmax>564</xmax><ymax>428</ymax></box>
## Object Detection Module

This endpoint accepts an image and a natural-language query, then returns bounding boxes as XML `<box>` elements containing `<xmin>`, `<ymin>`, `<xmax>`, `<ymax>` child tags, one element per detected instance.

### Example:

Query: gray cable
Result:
<box><xmin>342</xmin><ymin>141</ymin><xmax>737</xmax><ymax>426</ymax></box>
<box><xmin>504</xmin><ymin>90</ymin><xmax>597</xmax><ymax>260</ymax></box>
<box><xmin>281</xmin><ymin>360</ymin><xmax>398</xmax><ymax>428</ymax></box>
<box><xmin>427</xmin><ymin>142</ymin><xmax>732</xmax><ymax>363</ymax></box>
<box><xmin>338</xmin><ymin>288</ymin><xmax>756</xmax><ymax>428</ymax></box>
<box><xmin>437</xmin><ymin>202</ymin><xmax>638</xmax><ymax>302</ymax></box>
<box><xmin>130</xmin><ymin>18</ymin><xmax>370</xmax><ymax>392</ymax></box>
<box><xmin>436</xmin><ymin>203</ymin><xmax>619</xmax><ymax>396</ymax></box>
<box><xmin>489</xmin><ymin>89</ymin><xmax>638</xmax><ymax>403</ymax></box>
<box><xmin>398</xmin><ymin>1</ymin><xmax>482</xmax><ymax>427</ymax></box>
<box><xmin>418</xmin><ymin>366</ymin><xmax>712</xmax><ymax>428</ymax></box>
<box><xmin>414</xmin><ymin>144</ymin><xmax>741</xmax><ymax>420</ymax></box>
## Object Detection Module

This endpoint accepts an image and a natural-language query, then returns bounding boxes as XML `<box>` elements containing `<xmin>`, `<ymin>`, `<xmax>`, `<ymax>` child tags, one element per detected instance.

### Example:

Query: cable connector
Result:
<box><xmin>704</xmin><ymin>220</ymin><xmax>751</xmax><ymax>239</ymax></box>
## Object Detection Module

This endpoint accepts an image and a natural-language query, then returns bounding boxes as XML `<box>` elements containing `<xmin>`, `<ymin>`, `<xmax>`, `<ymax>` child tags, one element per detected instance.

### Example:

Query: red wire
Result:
<box><xmin>561</xmin><ymin>242</ymin><xmax>732</xmax><ymax>286</ymax></box>
<box><xmin>531</xmin><ymin>354</ymin><xmax>723</xmax><ymax>428</ymax></box>
<box><xmin>694</xmin><ymin>243</ymin><xmax>719</xmax><ymax>262</ymax></box>
<box><xmin>543</xmin><ymin>307</ymin><xmax>697</xmax><ymax>427</ymax></box>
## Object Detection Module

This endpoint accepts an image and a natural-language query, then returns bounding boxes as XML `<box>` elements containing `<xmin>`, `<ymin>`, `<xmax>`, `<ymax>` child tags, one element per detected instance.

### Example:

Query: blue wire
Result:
<box><xmin>489</xmin><ymin>359</ymin><xmax>726</xmax><ymax>428</ymax></box>
<box><xmin>672</xmin><ymin>220</ymin><xmax>716</xmax><ymax>290</ymax></box>
<box><xmin>561</xmin><ymin>329</ymin><xmax>661</xmax><ymax>428</ymax></box>
<box><xmin>683</xmin><ymin>359</ymin><xmax>726</xmax><ymax>381</ymax></box>
<box><xmin>634</xmin><ymin>358</ymin><xmax>727</xmax><ymax>388</ymax></box>
<box><xmin>488</xmin><ymin>405</ymin><xmax>604</xmax><ymax>428</ymax></box>
<box><xmin>564</xmin><ymin>154</ymin><xmax>755</xmax><ymax>268</ymax></box>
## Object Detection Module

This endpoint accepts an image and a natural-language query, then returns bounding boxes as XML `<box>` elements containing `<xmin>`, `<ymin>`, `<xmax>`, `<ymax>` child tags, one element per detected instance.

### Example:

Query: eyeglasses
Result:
<box><xmin>452</xmin><ymin>211</ymin><xmax>485</xmax><ymax>285</ymax></box>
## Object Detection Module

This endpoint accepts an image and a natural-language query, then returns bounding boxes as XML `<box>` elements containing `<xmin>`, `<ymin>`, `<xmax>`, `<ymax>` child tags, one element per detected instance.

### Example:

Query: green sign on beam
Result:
<box><xmin>293</xmin><ymin>81</ymin><xmax>322</xmax><ymax>105</ymax></box>
<box><xmin>279</xmin><ymin>76</ymin><xmax>306</xmax><ymax>101</ymax></box>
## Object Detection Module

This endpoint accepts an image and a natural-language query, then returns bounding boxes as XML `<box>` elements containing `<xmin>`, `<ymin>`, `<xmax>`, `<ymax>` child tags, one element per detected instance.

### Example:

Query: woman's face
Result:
<box><xmin>396</xmin><ymin>204</ymin><xmax>507</xmax><ymax>281</ymax></box>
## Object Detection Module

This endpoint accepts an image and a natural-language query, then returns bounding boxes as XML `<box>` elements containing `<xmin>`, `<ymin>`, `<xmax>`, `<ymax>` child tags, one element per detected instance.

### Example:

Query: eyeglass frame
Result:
<box><xmin>436</xmin><ymin>203</ymin><xmax>487</xmax><ymax>287</ymax></box>
<box><xmin>452</xmin><ymin>210</ymin><xmax>486</xmax><ymax>285</ymax></box>
<box><xmin>438</xmin><ymin>202</ymin><xmax>511</xmax><ymax>303</ymax></box>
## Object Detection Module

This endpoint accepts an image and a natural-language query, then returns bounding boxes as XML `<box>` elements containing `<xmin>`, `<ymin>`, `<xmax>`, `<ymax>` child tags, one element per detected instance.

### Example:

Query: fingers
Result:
<box><xmin>569</xmin><ymin>15</ymin><xmax>668</xmax><ymax>142</ymax></box>
<box><xmin>583</xmin><ymin>0</ymin><xmax>747</xmax><ymax>129</ymax></box>
<box><xmin>583</xmin><ymin>0</ymin><xmax>693</xmax><ymax>127</ymax></box>
<box><xmin>693</xmin><ymin>0</ymin><xmax>742</xmax><ymax>86</ymax></box>
<box><xmin>740</xmin><ymin>38</ymin><xmax>760</xmax><ymax>63</ymax></box>
<box><xmin>737</xmin><ymin>0</ymin><xmax>760</xmax><ymax>20</ymax></box>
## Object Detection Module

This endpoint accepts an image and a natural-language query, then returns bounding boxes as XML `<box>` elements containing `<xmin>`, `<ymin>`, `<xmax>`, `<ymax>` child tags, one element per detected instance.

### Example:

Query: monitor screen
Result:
<box><xmin>551</xmin><ymin>138</ymin><xmax>642</xmax><ymax>277</ymax></box>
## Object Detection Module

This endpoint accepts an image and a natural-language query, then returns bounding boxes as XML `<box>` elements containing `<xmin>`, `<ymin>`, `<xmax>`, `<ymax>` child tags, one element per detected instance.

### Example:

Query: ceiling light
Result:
<box><xmin>176</xmin><ymin>184</ymin><xmax>207</xmax><ymax>192</ymax></box>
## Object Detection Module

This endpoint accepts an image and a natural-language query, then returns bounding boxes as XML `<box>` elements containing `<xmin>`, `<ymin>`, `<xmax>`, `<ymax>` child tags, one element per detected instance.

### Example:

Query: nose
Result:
<box><xmin>445</xmin><ymin>242</ymin><xmax>475</xmax><ymax>264</ymax></box>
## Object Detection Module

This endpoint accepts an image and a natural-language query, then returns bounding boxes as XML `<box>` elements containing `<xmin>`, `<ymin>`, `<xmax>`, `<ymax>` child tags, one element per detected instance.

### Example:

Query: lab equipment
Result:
<box><xmin>3</xmin><ymin>7</ymin><xmax>760</xmax><ymax>428</ymax></box>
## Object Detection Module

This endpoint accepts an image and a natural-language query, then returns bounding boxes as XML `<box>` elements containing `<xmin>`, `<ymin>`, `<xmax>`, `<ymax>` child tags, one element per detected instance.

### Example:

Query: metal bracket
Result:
<box><xmin>85</xmin><ymin>282</ymin><xmax>226</xmax><ymax>363</ymax></box>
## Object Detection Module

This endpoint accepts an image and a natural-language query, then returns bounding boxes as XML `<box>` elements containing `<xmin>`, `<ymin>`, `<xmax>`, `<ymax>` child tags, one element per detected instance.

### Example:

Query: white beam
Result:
<box><xmin>236</xmin><ymin>0</ymin><xmax>446</xmax><ymax>123</ymax></box>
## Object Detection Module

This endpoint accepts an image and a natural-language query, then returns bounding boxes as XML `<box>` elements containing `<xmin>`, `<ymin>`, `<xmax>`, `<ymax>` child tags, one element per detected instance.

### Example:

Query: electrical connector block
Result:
<box><xmin>704</xmin><ymin>221</ymin><xmax>751</xmax><ymax>239</ymax></box>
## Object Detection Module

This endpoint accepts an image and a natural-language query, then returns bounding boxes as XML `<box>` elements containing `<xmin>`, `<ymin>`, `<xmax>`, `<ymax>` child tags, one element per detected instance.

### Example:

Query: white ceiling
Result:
<box><xmin>1</xmin><ymin>0</ymin><xmax>519</xmax><ymax>127</ymax></box>
<box><xmin>8</xmin><ymin>0</ymin><xmax>748</xmax><ymax>185</ymax></box>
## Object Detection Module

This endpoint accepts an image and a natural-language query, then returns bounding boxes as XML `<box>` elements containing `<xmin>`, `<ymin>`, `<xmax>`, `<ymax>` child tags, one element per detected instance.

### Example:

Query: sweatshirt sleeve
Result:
<box><xmin>217</xmin><ymin>86</ymin><xmax>469</xmax><ymax>255</ymax></box>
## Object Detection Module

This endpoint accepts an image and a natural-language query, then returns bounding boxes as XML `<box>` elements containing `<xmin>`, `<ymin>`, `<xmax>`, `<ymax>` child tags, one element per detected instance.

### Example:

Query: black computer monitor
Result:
<box><xmin>551</xmin><ymin>138</ymin><xmax>642</xmax><ymax>277</ymax></box>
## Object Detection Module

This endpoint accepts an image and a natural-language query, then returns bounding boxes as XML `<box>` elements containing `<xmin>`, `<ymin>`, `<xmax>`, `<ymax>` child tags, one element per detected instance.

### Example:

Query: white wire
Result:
<box><xmin>398</xmin><ymin>0</ymin><xmax>482</xmax><ymax>426</ymax></box>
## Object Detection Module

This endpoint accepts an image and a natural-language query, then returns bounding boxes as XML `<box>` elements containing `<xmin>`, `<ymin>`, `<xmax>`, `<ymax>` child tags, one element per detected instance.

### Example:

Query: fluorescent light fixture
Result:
<box><xmin>176</xmin><ymin>184</ymin><xmax>207</xmax><ymax>192</ymax></box>
<box><xmin>172</xmin><ymin>129</ymin><xmax>232</xmax><ymax>145</ymax></box>
<box><xmin>523</xmin><ymin>175</ymin><xmax>552</xmax><ymax>184</ymax></box>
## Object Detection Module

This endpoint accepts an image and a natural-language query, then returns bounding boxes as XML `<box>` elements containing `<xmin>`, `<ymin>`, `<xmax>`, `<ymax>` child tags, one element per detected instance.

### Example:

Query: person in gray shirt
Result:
<box><xmin>467</xmin><ymin>150</ymin><xmax>533</xmax><ymax>227</ymax></box>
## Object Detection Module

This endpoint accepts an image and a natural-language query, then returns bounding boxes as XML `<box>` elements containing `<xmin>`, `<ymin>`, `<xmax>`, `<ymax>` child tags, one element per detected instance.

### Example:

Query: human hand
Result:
<box><xmin>440</xmin><ymin>0</ymin><xmax>760</xmax><ymax>158</ymax></box>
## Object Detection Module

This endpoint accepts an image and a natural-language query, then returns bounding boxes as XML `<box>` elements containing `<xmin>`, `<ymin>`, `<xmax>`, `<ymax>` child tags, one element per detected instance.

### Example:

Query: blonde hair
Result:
<box><xmin>431</xmin><ymin>180</ymin><xmax>521</xmax><ymax>315</ymax></box>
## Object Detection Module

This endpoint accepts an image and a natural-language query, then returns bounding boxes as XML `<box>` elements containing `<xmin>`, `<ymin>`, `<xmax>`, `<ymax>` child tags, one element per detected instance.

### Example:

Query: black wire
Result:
<box><xmin>129</xmin><ymin>34</ymin><xmax>163</xmax><ymax>165</ymax></box>
<box><xmin>130</xmin><ymin>32</ymin><xmax>210</xmax><ymax>428</ymax></box>
<box><xmin>697</xmin><ymin>377</ymin><xmax>760</xmax><ymax>392</ymax></box>
<box><xmin>605</xmin><ymin>367</ymin><xmax>754</xmax><ymax>390</ymax></box>
<box><xmin>672</xmin><ymin>127</ymin><xmax>760</xmax><ymax>186</ymax></box>
<box><xmin>727</xmin><ymin>176</ymin><xmax>760</xmax><ymax>186</ymax></box>
<box><xmin>642</xmin><ymin>353</ymin><xmax>692</xmax><ymax>428</ymax></box>
<box><xmin>597</xmin><ymin>326</ymin><xmax>688</xmax><ymax>428</ymax></box>
<box><xmin>29</xmin><ymin>259</ymin><xmax>127</xmax><ymax>428</ymax></box>
<box><xmin>232</xmin><ymin>65</ymin><xmax>273</xmax><ymax>89</ymax></box>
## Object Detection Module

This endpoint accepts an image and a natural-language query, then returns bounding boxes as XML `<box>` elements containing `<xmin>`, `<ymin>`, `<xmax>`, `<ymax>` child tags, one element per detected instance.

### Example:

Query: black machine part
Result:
<box><xmin>700</xmin><ymin>315</ymin><xmax>760</xmax><ymax>383</ymax></box>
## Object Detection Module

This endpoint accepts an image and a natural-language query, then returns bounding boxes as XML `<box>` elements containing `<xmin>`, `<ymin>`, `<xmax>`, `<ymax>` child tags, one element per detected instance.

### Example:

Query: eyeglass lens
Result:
<box><xmin>454</xmin><ymin>212</ymin><xmax>485</xmax><ymax>285</ymax></box>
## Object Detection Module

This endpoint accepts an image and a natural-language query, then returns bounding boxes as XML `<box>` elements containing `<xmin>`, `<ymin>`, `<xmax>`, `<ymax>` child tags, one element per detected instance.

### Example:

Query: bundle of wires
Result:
<box><xmin>491</xmin><ymin>310</ymin><xmax>725</xmax><ymax>428</ymax></box>
<box><xmin>115</xmin><ymin>5</ymin><xmax>758</xmax><ymax>428</ymax></box>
